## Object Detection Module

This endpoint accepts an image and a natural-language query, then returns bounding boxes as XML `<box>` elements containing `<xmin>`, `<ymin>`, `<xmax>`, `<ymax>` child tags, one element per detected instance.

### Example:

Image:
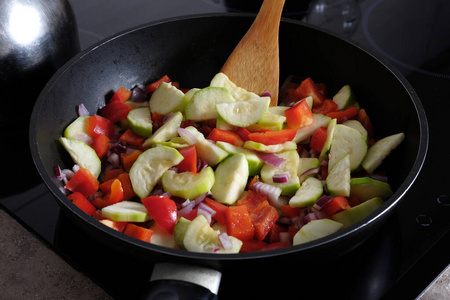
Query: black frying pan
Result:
<box><xmin>30</xmin><ymin>14</ymin><xmax>428</xmax><ymax>299</ymax></box>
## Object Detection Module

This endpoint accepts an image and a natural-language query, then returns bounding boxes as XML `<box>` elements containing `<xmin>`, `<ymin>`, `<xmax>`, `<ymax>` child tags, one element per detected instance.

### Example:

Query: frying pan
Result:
<box><xmin>30</xmin><ymin>14</ymin><xmax>428</xmax><ymax>299</ymax></box>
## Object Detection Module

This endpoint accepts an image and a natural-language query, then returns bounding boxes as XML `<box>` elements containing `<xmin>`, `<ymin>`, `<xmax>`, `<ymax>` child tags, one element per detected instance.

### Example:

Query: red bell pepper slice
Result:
<box><xmin>293</xmin><ymin>77</ymin><xmax>327</xmax><ymax>107</ymax></box>
<box><xmin>104</xmin><ymin>169</ymin><xmax>125</xmax><ymax>181</ymax></box>
<box><xmin>92</xmin><ymin>179</ymin><xmax>124</xmax><ymax>209</ymax></box>
<box><xmin>279</xmin><ymin>205</ymin><xmax>302</xmax><ymax>218</ymax></box>
<box><xmin>67</xmin><ymin>192</ymin><xmax>96</xmax><ymax>216</ymax></box>
<box><xmin>99</xmin><ymin>101</ymin><xmax>133</xmax><ymax>124</ymax></box>
<box><xmin>226</xmin><ymin>205</ymin><xmax>255</xmax><ymax>241</ymax></box>
<box><xmin>141</xmin><ymin>195</ymin><xmax>177</xmax><ymax>234</ymax></box>
<box><xmin>259</xmin><ymin>241</ymin><xmax>291</xmax><ymax>251</ymax></box>
<box><xmin>284</xmin><ymin>99</ymin><xmax>314</xmax><ymax>129</ymax></box>
<box><xmin>321</xmin><ymin>196</ymin><xmax>351</xmax><ymax>217</ymax></box>
<box><xmin>237</xmin><ymin>190</ymin><xmax>268</xmax><ymax>210</ymax></box>
<box><xmin>249</xmin><ymin>201</ymin><xmax>279</xmax><ymax>241</ymax></box>
<box><xmin>99</xmin><ymin>219</ymin><xmax>128</xmax><ymax>232</ymax></box>
<box><xmin>326</xmin><ymin>105</ymin><xmax>359</xmax><ymax>123</ymax></box>
<box><xmin>120</xmin><ymin>150</ymin><xmax>142</xmax><ymax>171</ymax></box>
<box><xmin>240</xmin><ymin>240</ymin><xmax>268</xmax><ymax>253</ymax></box>
<box><xmin>90</xmin><ymin>133</ymin><xmax>110</xmax><ymax>159</ymax></box>
<box><xmin>87</xmin><ymin>115</ymin><xmax>115</xmax><ymax>138</ymax></box>
<box><xmin>119</xmin><ymin>129</ymin><xmax>146</xmax><ymax>148</ymax></box>
<box><xmin>312</xmin><ymin>99</ymin><xmax>339</xmax><ymax>115</ymax></box>
<box><xmin>175</xmin><ymin>145</ymin><xmax>198</xmax><ymax>174</ymax></box>
<box><xmin>310</xmin><ymin>126</ymin><xmax>328</xmax><ymax>153</ymax></box>
<box><xmin>109</xmin><ymin>86</ymin><xmax>131</xmax><ymax>104</ymax></box>
<box><xmin>357</xmin><ymin>108</ymin><xmax>374</xmax><ymax>140</ymax></box>
<box><xmin>205</xmin><ymin>197</ymin><xmax>228</xmax><ymax>225</ymax></box>
<box><xmin>247</xmin><ymin>128</ymin><xmax>297</xmax><ymax>145</ymax></box>
<box><xmin>207</xmin><ymin>128</ymin><xmax>244</xmax><ymax>147</ymax></box>
<box><xmin>117</xmin><ymin>173</ymin><xmax>136</xmax><ymax>201</ymax></box>
<box><xmin>268</xmin><ymin>223</ymin><xmax>288</xmax><ymax>243</ymax></box>
<box><xmin>145</xmin><ymin>75</ymin><xmax>171</xmax><ymax>93</ymax></box>
<box><xmin>124</xmin><ymin>223</ymin><xmax>153</xmax><ymax>242</ymax></box>
<box><xmin>65</xmin><ymin>167</ymin><xmax>99</xmax><ymax>197</ymax></box>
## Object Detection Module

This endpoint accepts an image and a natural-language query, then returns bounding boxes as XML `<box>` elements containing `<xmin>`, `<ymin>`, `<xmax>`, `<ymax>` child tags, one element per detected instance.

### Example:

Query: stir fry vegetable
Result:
<box><xmin>56</xmin><ymin>73</ymin><xmax>404</xmax><ymax>253</ymax></box>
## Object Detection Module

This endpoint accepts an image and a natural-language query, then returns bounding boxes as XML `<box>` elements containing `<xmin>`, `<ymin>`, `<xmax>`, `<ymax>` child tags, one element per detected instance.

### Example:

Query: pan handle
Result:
<box><xmin>140</xmin><ymin>262</ymin><xmax>222</xmax><ymax>300</ymax></box>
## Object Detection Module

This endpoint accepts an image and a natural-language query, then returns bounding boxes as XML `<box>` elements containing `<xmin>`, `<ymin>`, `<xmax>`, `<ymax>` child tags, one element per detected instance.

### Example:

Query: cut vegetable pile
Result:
<box><xmin>56</xmin><ymin>72</ymin><xmax>405</xmax><ymax>253</ymax></box>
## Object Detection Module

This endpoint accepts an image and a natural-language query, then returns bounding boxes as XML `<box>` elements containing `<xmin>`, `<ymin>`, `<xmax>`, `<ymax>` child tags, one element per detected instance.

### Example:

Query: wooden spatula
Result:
<box><xmin>220</xmin><ymin>0</ymin><xmax>286</xmax><ymax>106</ymax></box>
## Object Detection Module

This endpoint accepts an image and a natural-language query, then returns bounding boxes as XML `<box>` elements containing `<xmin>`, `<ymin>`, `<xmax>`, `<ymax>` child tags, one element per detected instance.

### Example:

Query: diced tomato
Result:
<box><xmin>235</xmin><ymin>127</ymin><xmax>251</xmax><ymax>141</ymax></box>
<box><xmin>310</xmin><ymin>126</ymin><xmax>328</xmax><ymax>153</ymax></box>
<box><xmin>145</xmin><ymin>75</ymin><xmax>171</xmax><ymax>94</ymax></box>
<box><xmin>226</xmin><ymin>205</ymin><xmax>255</xmax><ymax>241</ymax></box>
<box><xmin>92</xmin><ymin>179</ymin><xmax>124</xmax><ymax>209</ymax></box>
<box><xmin>357</xmin><ymin>108</ymin><xmax>374</xmax><ymax>139</ymax></box>
<box><xmin>141</xmin><ymin>195</ymin><xmax>177</xmax><ymax>234</ymax></box>
<box><xmin>117</xmin><ymin>173</ymin><xmax>136</xmax><ymax>201</ymax></box>
<box><xmin>124</xmin><ymin>223</ymin><xmax>153</xmax><ymax>242</ymax></box>
<box><xmin>67</xmin><ymin>192</ymin><xmax>96</xmax><ymax>216</ymax></box>
<box><xmin>86</xmin><ymin>115</ymin><xmax>115</xmax><ymax>138</ymax></box>
<box><xmin>294</xmin><ymin>77</ymin><xmax>327</xmax><ymax>107</ymax></box>
<box><xmin>249</xmin><ymin>201</ymin><xmax>279</xmax><ymax>241</ymax></box>
<box><xmin>65</xmin><ymin>168</ymin><xmax>99</xmax><ymax>197</ymax></box>
<box><xmin>312</xmin><ymin>99</ymin><xmax>338</xmax><ymax>115</ymax></box>
<box><xmin>175</xmin><ymin>145</ymin><xmax>197</xmax><ymax>173</ymax></box>
<box><xmin>280</xmin><ymin>205</ymin><xmax>302</xmax><ymax>218</ymax></box>
<box><xmin>120</xmin><ymin>150</ymin><xmax>142</xmax><ymax>170</ymax></box>
<box><xmin>240</xmin><ymin>240</ymin><xmax>268</xmax><ymax>253</ymax></box>
<box><xmin>326</xmin><ymin>105</ymin><xmax>359</xmax><ymax>123</ymax></box>
<box><xmin>119</xmin><ymin>129</ymin><xmax>146</xmax><ymax>148</ymax></box>
<box><xmin>90</xmin><ymin>133</ymin><xmax>110</xmax><ymax>159</ymax></box>
<box><xmin>109</xmin><ymin>86</ymin><xmax>131</xmax><ymax>104</ymax></box>
<box><xmin>321</xmin><ymin>196</ymin><xmax>351</xmax><ymax>217</ymax></box>
<box><xmin>247</xmin><ymin>128</ymin><xmax>297</xmax><ymax>145</ymax></box>
<box><xmin>237</xmin><ymin>190</ymin><xmax>268</xmax><ymax>211</ymax></box>
<box><xmin>99</xmin><ymin>101</ymin><xmax>133</xmax><ymax>124</ymax></box>
<box><xmin>207</xmin><ymin>128</ymin><xmax>244</xmax><ymax>147</ymax></box>
<box><xmin>99</xmin><ymin>219</ymin><xmax>127</xmax><ymax>232</ymax></box>
<box><xmin>284</xmin><ymin>99</ymin><xmax>314</xmax><ymax>129</ymax></box>
<box><xmin>104</xmin><ymin>169</ymin><xmax>125</xmax><ymax>181</ymax></box>
<box><xmin>205</xmin><ymin>198</ymin><xmax>228</xmax><ymax>225</ymax></box>
<box><xmin>269</xmin><ymin>224</ymin><xmax>288</xmax><ymax>243</ymax></box>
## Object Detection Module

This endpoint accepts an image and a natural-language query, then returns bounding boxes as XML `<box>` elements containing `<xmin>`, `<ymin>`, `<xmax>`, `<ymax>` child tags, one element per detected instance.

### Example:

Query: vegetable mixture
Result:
<box><xmin>56</xmin><ymin>73</ymin><xmax>405</xmax><ymax>253</ymax></box>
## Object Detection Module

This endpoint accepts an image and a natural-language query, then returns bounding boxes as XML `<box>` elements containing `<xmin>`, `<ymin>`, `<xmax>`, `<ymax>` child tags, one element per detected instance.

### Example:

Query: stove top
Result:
<box><xmin>1</xmin><ymin>0</ymin><xmax>450</xmax><ymax>299</ymax></box>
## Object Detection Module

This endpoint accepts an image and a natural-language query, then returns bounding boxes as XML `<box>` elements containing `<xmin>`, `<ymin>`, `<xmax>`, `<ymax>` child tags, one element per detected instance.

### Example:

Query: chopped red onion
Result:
<box><xmin>131</xmin><ymin>85</ymin><xmax>149</xmax><ymax>102</ymax></box>
<box><xmin>311</xmin><ymin>195</ymin><xmax>332</xmax><ymax>212</ymax></box>
<box><xmin>107</xmin><ymin>153</ymin><xmax>120</xmax><ymax>168</ymax></box>
<box><xmin>197</xmin><ymin>202</ymin><xmax>216</xmax><ymax>224</ymax></box>
<box><xmin>272</xmin><ymin>172</ymin><xmax>290</xmax><ymax>183</ymax></box>
<box><xmin>72</xmin><ymin>164</ymin><xmax>80</xmax><ymax>173</ymax></box>
<box><xmin>197</xmin><ymin>159</ymin><xmax>208</xmax><ymax>172</ymax></box>
<box><xmin>299</xmin><ymin>167</ymin><xmax>320</xmax><ymax>182</ymax></box>
<box><xmin>178</xmin><ymin>201</ymin><xmax>195</xmax><ymax>218</ymax></box>
<box><xmin>163</xmin><ymin>112</ymin><xmax>174</xmax><ymax>123</ymax></box>
<box><xmin>177</xmin><ymin>127</ymin><xmax>197</xmax><ymax>145</ymax></box>
<box><xmin>219</xmin><ymin>232</ymin><xmax>232</xmax><ymax>250</ymax></box>
<box><xmin>304</xmin><ymin>211</ymin><xmax>327</xmax><ymax>224</ymax></box>
<box><xmin>370</xmin><ymin>173</ymin><xmax>388</xmax><ymax>182</ymax></box>
<box><xmin>260</xmin><ymin>92</ymin><xmax>272</xmax><ymax>98</ymax></box>
<box><xmin>257</xmin><ymin>152</ymin><xmax>286</xmax><ymax>167</ymax></box>
<box><xmin>54</xmin><ymin>165</ymin><xmax>74</xmax><ymax>184</ymax></box>
<box><xmin>252</xmin><ymin>181</ymin><xmax>284</xmax><ymax>208</ymax></box>
<box><xmin>77</xmin><ymin>103</ymin><xmax>90</xmax><ymax>116</ymax></box>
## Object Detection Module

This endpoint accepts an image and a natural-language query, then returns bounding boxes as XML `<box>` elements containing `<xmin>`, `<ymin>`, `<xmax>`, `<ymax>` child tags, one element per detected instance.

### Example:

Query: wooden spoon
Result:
<box><xmin>220</xmin><ymin>0</ymin><xmax>286</xmax><ymax>106</ymax></box>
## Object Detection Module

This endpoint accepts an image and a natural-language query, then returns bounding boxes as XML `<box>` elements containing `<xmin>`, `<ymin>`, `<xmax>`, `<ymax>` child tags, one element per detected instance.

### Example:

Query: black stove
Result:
<box><xmin>1</xmin><ymin>0</ymin><xmax>450</xmax><ymax>299</ymax></box>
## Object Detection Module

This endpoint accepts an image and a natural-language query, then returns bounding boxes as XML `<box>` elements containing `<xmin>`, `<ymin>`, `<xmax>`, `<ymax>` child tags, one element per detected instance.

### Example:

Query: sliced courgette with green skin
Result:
<box><xmin>129</xmin><ymin>146</ymin><xmax>184</xmax><ymax>198</ymax></box>
<box><xmin>183</xmin><ymin>215</ymin><xmax>242</xmax><ymax>253</ymax></box>
<box><xmin>149</xmin><ymin>81</ymin><xmax>188</xmax><ymax>115</ymax></box>
<box><xmin>185</xmin><ymin>86</ymin><xmax>235</xmax><ymax>121</ymax></box>
<box><xmin>127</xmin><ymin>107</ymin><xmax>153</xmax><ymax>137</ymax></box>
<box><xmin>362</xmin><ymin>132</ymin><xmax>405</xmax><ymax>174</ymax></box>
<box><xmin>332</xmin><ymin>197</ymin><xmax>384</xmax><ymax>227</ymax></box>
<box><xmin>211</xmin><ymin>153</ymin><xmax>249</xmax><ymax>205</ymax></box>
<box><xmin>101</xmin><ymin>201</ymin><xmax>151</xmax><ymax>222</ymax></box>
<box><xmin>328</xmin><ymin>124</ymin><xmax>367</xmax><ymax>171</ymax></box>
<box><xmin>243</xmin><ymin>140</ymin><xmax>297</xmax><ymax>153</ymax></box>
<box><xmin>216</xmin><ymin>141</ymin><xmax>263</xmax><ymax>176</ymax></box>
<box><xmin>326</xmin><ymin>154</ymin><xmax>351</xmax><ymax>197</ymax></box>
<box><xmin>350</xmin><ymin>177</ymin><xmax>393</xmax><ymax>202</ymax></box>
<box><xmin>174</xmin><ymin>217</ymin><xmax>191</xmax><ymax>250</ymax></box>
<box><xmin>162</xmin><ymin>166</ymin><xmax>215</xmax><ymax>200</ymax></box>
<box><xmin>332</xmin><ymin>85</ymin><xmax>355</xmax><ymax>109</ymax></box>
<box><xmin>64</xmin><ymin>116</ymin><xmax>89</xmax><ymax>139</ymax></box>
<box><xmin>216</xmin><ymin>97</ymin><xmax>270</xmax><ymax>127</ymax></box>
<box><xmin>293</xmin><ymin>219</ymin><xmax>343</xmax><ymax>245</ymax></box>
<box><xmin>320</xmin><ymin>118</ymin><xmax>337</xmax><ymax>157</ymax></box>
<box><xmin>59</xmin><ymin>137</ymin><xmax>101</xmax><ymax>178</ymax></box>
<box><xmin>260</xmin><ymin>150</ymin><xmax>300</xmax><ymax>196</ymax></box>
<box><xmin>209</xmin><ymin>72</ymin><xmax>258</xmax><ymax>101</ymax></box>
<box><xmin>142</xmin><ymin>111</ymin><xmax>183</xmax><ymax>147</ymax></box>
<box><xmin>342</xmin><ymin>119</ymin><xmax>368</xmax><ymax>143</ymax></box>
<box><xmin>289</xmin><ymin>177</ymin><xmax>323</xmax><ymax>207</ymax></box>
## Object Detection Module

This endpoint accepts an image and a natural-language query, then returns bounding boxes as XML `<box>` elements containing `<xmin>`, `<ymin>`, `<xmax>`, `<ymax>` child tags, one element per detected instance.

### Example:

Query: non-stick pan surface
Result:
<box><xmin>30</xmin><ymin>13</ymin><xmax>427</xmax><ymax>292</ymax></box>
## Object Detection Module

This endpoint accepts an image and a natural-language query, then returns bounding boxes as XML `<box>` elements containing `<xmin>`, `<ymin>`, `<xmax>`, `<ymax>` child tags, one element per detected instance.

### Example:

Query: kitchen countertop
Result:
<box><xmin>1</xmin><ymin>206</ymin><xmax>449</xmax><ymax>299</ymax></box>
